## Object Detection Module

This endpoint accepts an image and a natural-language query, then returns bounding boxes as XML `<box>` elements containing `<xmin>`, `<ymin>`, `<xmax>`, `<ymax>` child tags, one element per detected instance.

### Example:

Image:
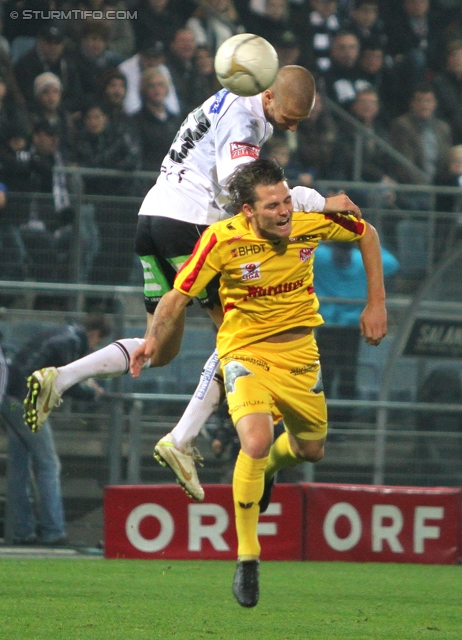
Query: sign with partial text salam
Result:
<box><xmin>104</xmin><ymin>483</ymin><xmax>462</xmax><ymax>564</ymax></box>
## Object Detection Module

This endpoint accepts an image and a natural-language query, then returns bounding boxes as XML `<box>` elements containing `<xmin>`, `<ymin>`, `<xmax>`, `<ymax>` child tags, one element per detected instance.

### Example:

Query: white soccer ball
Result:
<box><xmin>214</xmin><ymin>33</ymin><xmax>279</xmax><ymax>97</ymax></box>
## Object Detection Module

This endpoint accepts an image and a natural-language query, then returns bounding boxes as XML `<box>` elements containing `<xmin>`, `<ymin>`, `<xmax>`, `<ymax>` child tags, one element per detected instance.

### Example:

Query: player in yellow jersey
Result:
<box><xmin>130</xmin><ymin>159</ymin><xmax>388</xmax><ymax>607</ymax></box>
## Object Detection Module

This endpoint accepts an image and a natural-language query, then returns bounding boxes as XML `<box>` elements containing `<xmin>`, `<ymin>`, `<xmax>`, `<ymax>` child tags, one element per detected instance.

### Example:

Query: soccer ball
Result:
<box><xmin>214</xmin><ymin>33</ymin><xmax>279</xmax><ymax>97</ymax></box>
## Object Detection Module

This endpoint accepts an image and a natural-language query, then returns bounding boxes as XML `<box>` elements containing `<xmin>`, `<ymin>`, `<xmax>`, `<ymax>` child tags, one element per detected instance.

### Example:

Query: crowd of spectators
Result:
<box><xmin>0</xmin><ymin>0</ymin><xmax>460</xmax><ymax>284</ymax></box>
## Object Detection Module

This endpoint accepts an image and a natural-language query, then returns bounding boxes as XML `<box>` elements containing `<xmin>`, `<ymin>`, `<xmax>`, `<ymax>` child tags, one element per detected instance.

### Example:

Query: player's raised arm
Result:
<box><xmin>323</xmin><ymin>194</ymin><xmax>362</xmax><ymax>220</ymax></box>
<box><xmin>130</xmin><ymin>289</ymin><xmax>191</xmax><ymax>378</ymax></box>
<box><xmin>289</xmin><ymin>186</ymin><xmax>362</xmax><ymax>220</ymax></box>
<box><xmin>357</xmin><ymin>222</ymin><xmax>387</xmax><ymax>346</ymax></box>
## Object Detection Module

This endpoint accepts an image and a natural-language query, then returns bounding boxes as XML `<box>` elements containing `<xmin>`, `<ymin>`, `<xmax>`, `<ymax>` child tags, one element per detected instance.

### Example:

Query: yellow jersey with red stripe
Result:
<box><xmin>174</xmin><ymin>211</ymin><xmax>366</xmax><ymax>358</ymax></box>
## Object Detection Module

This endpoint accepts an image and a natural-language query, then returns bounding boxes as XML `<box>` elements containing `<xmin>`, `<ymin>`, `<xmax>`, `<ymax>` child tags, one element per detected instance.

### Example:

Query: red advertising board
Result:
<box><xmin>104</xmin><ymin>483</ymin><xmax>304</xmax><ymax>560</ymax></box>
<box><xmin>304</xmin><ymin>483</ymin><xmax>462</xmax><ymax>564</ymax></box>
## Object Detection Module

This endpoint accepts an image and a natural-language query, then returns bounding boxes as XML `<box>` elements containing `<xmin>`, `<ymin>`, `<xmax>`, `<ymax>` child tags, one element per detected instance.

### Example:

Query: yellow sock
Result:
<box><xmin>233</xmin><ymin>450</ymin><xmax>268</xmax><ymax>558</ymax></box>
<box><xmin>265</xmin><ymin>431</ymin><xmax>301</xmax><ymax>480</ymax></box>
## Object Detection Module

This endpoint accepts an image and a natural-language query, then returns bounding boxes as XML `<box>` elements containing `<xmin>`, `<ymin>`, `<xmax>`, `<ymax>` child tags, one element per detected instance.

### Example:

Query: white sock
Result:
<box><xmin>56</xmin><ymin>338</ymin><xmax>147</xmax><ymax>394</ymax></box>
<box><xmin>170</xmin><ymin>349</ymin><xmax>223</xmax><ymax>450</ymax></box>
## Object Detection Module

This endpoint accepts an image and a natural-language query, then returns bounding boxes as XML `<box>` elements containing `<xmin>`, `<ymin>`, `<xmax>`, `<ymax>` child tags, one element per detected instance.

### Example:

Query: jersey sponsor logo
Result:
<box><xmin>226</xmin><ymin>222</ymin><xmax>236</xmax><ymax>231</ymax></box>
<box><xmin>240</xmin><ymin>262</ymin><xmax>261</xmax><ymax>281</ymax></box>
<box><xmin>232</xmin><ymin>244</ymin><xmax>266</xmax><ymax>257</ymax></box>
<box><xmin>222</xmin><ymin>355</ymin><xmax>270</xmax><ymax>371</ymax></box>
<box><xmin>227</xmin><ymin>235</ymin><xmax>244</xmax><ymax>245</ymax></box>
<box><xmin>290</xmin><ymin>360</ymin><xmax>320</xmax><ymax>376</ymax></box>
<box><xmin>230</xmin><ymin>141</ymin><xmax>260</xmax><ymax>160</ymax></box>
<box><xmin>243</xmin><ymin>279</ymin><xmax>304</xmax><ymax>300</ymax></box>
<box><xmin>299</xmin><ymin>247</ymin><xmax>314</xmax><ymax>262</ymax></box>
<box><xmin>289</xmin><ymin>234</ymin><xmax>319</xmax><ymax>242</ymax></box>
<box><xmin>209</xmin><ymin>88</ymin><xmax>229</xmax><ymax>114</ymax></box>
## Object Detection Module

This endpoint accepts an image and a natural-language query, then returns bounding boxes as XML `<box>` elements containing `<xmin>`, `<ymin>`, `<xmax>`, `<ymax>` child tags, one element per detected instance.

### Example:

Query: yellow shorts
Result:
<box><xmin>221</xmin><ymin>333</ymin><xmax>327</xmax><ymax>441</ymax></box>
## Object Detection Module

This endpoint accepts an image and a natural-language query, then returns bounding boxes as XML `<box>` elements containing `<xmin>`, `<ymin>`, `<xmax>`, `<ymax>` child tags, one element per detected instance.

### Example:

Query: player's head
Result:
<box><xmin>262</xmin><ymin>65</ymin><xmax>316</xmax><ymax>131</ymax></box>
<box><xmin>228</xmin><ymin>159</ymin><xmax>293</xmax><ymax>240</ymax></box>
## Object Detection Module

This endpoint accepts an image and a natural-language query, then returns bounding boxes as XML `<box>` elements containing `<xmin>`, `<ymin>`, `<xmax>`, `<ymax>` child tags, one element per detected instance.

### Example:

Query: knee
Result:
<box><xmin>298</xmin><ymin>442</ymin><xmax>325</xmax><ymax>464</ymax></box>
<box><xmin>241</xmin><ymin>435</ymin><xmax>271</xmax><ymax>459</ymax></box>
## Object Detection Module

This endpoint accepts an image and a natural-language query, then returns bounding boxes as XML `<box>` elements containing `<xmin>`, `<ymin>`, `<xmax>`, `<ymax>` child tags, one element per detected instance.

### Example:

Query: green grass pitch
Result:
<box><xmin>1</xmin><ymin>558</ymin><xmax>461</xmax><ymax>639</ymax></box>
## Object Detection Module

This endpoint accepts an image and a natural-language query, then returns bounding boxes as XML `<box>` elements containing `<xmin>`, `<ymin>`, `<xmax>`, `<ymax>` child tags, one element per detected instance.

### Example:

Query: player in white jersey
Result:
<box><xmin>24</xmin><ymin>66</ymin><xmax>361</xmax><ymax>501</ymax></box>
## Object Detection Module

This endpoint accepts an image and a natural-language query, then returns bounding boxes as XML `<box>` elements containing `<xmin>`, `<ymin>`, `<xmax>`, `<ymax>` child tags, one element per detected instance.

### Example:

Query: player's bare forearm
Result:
<box><xmin>323</xmin><ymin>195</ymin><xmax>362</xmax><ymax>220</ymax></box>
<box><xmin>130</xmin><ymin>289</ymin><xmax>190</xmax><ymax>377</ymax></box>
<box><xmin>357</xmin><ymin>223</ymin><xmax>387</xmax><ymax>345</ymax></box>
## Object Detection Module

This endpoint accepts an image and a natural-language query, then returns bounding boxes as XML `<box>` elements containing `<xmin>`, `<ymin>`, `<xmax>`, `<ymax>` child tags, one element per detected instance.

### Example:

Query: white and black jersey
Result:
<box><xmin>138</xmin><ymin>89</ymin><xmax>326</xmax><ymax>225</ymax></box>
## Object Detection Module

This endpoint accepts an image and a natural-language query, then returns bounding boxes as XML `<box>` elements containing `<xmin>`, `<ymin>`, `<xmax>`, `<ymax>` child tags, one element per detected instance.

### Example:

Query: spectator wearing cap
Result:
<box><xmin>75</xmin><ymin>21</ymin><xmax>123</xmax><ymax>102</ymax></box>
<box><xmin>131</xmin><ymin>67</ymin><xmax>182</xmax><ymax>171</ymax></box>
<box><xmin>119</xmin><ymin>41</ymin><xmax>180</xmax><ymax>115</ymax></box>
<box><xmin>13</xmin><ymin>25</ymin><xmax>83</xmax><ymax>112</ymax></box>
<box><xmin>133</xmin><ymin>0</ymin><xmax>184</xmax><ymax>54</ymax></box>
<box><xmin>30</xmin><ymin>72</ymin><xmax>74</xmax><ymax>154</ymax></box>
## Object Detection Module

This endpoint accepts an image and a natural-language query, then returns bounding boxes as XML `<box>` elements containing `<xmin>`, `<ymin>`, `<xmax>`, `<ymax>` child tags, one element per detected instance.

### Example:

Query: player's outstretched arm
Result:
<box><xmin>130</xmin><ymin>289</ymin><xmax>191</xmax><ymax>378</ymax></box>
<box><xmin>323</xmin><ymin>194</ymin><xmax>362</xmax><ymax>220</ymax></box>
<box><xmin>357</xmin><ymin>222</ymin><xmax>387</xmax><ymax>346</ymax></box>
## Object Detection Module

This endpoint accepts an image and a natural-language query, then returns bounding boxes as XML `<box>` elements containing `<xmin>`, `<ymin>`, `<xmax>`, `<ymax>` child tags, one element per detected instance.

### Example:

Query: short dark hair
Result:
<box><xmin>228</xmin><ymin>159</ymin><xmax>286</xmax><ymax>213</ymax></box>
<box><xmin>411</xmin><ymin>82</ymin><xmax>435</xmax><ymax>98</ymax></box>
<box><xmin>81</xmin><ymin>312</ymin><xmax>112</xmax><ymax>339</ymax></box>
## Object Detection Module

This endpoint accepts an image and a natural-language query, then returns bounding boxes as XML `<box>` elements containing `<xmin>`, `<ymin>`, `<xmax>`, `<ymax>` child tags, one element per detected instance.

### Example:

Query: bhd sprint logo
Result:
<box><xmin>240</xmin><ymin>262</ymin><xmax>261</xmax><ymax>281</ymax></box>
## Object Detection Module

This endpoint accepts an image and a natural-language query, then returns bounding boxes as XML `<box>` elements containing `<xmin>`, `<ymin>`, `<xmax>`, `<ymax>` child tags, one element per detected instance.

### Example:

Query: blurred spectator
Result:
<box><xmin>434</xmin><ymin>145</ymin><xmax>462</xmax><ymax>257</ymax></box>
<box><xmin>432</xmin><ymin>40</ymin><xmax>462</xmax><ymax>145</ymax></box>
<box><xmin>80</xmin><ymin>0</ymin><xmax>135</xmax><ymax>60</ymax></box>
<box><xmin>55</xmin><ymin>0</ymin><xmax>136</xmax><ymax>61</ymax></box>
<box><xmin>295</xmin><ymin>90</ymin><xmax>338</xmax><ymax>180</ymax></box>
<box><xmin>72</xmin><ymin>102</ymin><xmax>140</xmax><ymax>195</ymax></box>
<box><xmin>29</xmin><ymin>73</ymin><xmax>74</xmax><ymax>154</ymax></box>
<box><xmin>165</xmin><ymin>28</ymin><xmax>210</xmax><ymax>116</ymax></box>
<box><xmin>245</xmin><ymin>0</ymin><xmax>296</xmax><ymax>49</ymax></box>
<box><xmin>357</xmin><ymin>40</ymin><xmax>398</xmax><ymax>122</ymax></box>
<box><xmin>119</xmin><ymin>42</ymin><xmax>180</xmax><ymax>116</ymax></box>
<box><xmin>331</xmin><ymin>87</ymin><xmax>398</xmax><ymax>206</ymax></box>
<box><xmin>0</xmin><ymin>125</ymin><xmax>31</xmax><ymax>194</ymax></box>
<box><xmin>320</xmin><ymin>30</ymin><xmax>364</xmax><ymax>108</ymax></box>
<box><xmin>296</xmin><ymin>0</ymin><xmax>342</xmax><ymax>74</ymax></box>
<box><xmin>194</xmin><ymin>45</ymin><xmax>222</xmax><ymax>103</ymax></box>
<box><xmin>187</xmin><ymin>0</ymin><xmax>244</xmax><ymax>55</ymax></box>
<box><xmin>384</xmin><ymin>0</ymin><xmax>443</xmax><ymax>115</ymax></box>
<box><xmin>314</xmin><ymin>241</ymin><xmax>399</xmax><ymax>423</ymax></box>
<box><xmin>0</xmin><ymin>183</ymin><xmax>28</xmax><ymax>280</ymax></box>
<box><xmin>0</xmin><ymin>67</ymin><xmax>30</xmax><ymax>146</ymax></box>
<box><xmin>263</xmin><ymin>136</ymin><xmax>313</xmax><ymax>185</ymax></box>
<box><xmin>436</xmin><ymin>144</ymin><xmax>462</xmax><ymax>213</ymax></box>
<box><xmin>75</xmin><ymin>21</ymin><xmax>122</xmax><ymax>102</ymax></box>
<box><xmin>344</xmin><ymin>0</ymin><xmax>387</xmax><ymax>51</ymax></box>
<box><xmin>98</xmin><ymin>67</ymin><xmax>131</xmax><ymax>129</ymax></box>
<box><xmin>16</xmin><ymin>121</ymin><xmax>75</xmax><ymax>281</ymax></box>
<box><xmin>14</xmin><ymin>25</ymin><xmax>83</xmax><ymax>112</ymax></box>
<box><xmin>3</xmin><ymin>0</ymin><xmax>49</xmax><ymax>62</ymax></box>
<box><xmin>131</xmin><ymin>67</ymin><xmax>182</xmax><ymax>171</ymax></box>
<box><xmin>133</xmin><ymin>0</ymin><xmax>184</xmax><ymax>54</ymax></box>
<box><xmin>272</xmin><ymin>30</ymin><xmax>305</xmax><ymax>68</ymax></box>
<box><xmin>390</xmin><ymin>82</ymin><xmax>452</xmax><ymax>208</ymax></box>
<box><xmin>2</xmin><ymin>313</ymin><xmax>110</xmax><ymax>545</ymax></box>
